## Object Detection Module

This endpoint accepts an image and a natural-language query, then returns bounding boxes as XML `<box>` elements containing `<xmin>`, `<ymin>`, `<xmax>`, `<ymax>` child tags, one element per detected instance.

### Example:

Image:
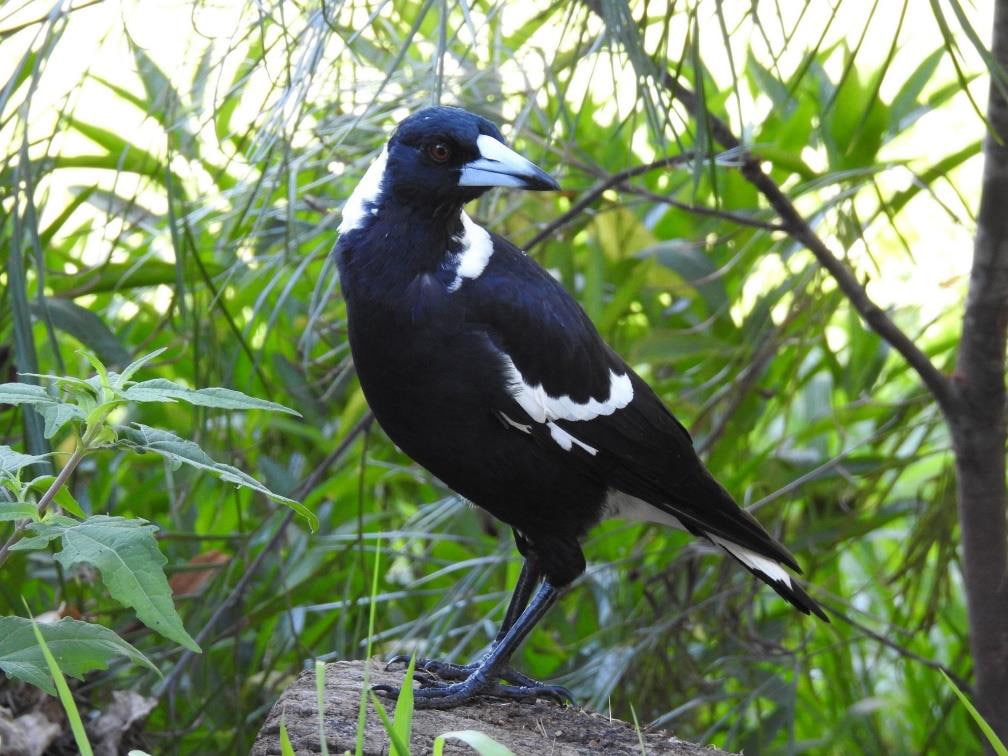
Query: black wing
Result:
<box><xmin>459</xmin><ymin>232</ymin><xmax>826</xmax><ymax>618</ymax></box>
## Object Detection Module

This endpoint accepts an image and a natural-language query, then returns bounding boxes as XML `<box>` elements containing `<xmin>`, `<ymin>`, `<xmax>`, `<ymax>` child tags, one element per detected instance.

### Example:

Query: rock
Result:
<box><xmin>251</xmin><ymin>659</ymin><xmax>734</xmax><ymax>755</ymax></box>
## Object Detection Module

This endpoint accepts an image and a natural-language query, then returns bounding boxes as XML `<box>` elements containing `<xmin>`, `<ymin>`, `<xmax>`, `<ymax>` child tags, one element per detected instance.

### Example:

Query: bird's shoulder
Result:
<box><xmin>456</xmin><ymin>232</ymin><xmax>618</xmax><ymax>396</ymax></box>
<box><xmin>452</xmin><ymin>229</ymin><xmax>695</xmax><ymax>452</ymax></box>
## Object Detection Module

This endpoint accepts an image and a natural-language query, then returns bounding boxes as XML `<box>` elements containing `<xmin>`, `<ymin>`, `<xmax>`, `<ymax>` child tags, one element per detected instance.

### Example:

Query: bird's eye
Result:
<box><xmin>426</xmin><ymin>142</ymin><xmax>452</xmax><ymax>163</ymax></box>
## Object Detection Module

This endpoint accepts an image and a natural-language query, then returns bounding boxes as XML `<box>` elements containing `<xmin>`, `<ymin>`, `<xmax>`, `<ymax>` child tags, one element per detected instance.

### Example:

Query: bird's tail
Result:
<box><xmin>709</xmin><ymin>535</ymin><xmax>829</xmax><ymax>621</ymax></box>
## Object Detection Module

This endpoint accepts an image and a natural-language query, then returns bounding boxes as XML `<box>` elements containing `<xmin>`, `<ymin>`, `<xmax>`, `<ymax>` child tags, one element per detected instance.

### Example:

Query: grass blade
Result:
<box><xmin>940</xmin><ymin>670</ymin><xmax>1008</xmax><ymax>756</ymax></box>
<box><xmin>315</xmin><ymin>659</ymin><xmax>330</xmax><ymax>756</ymax></box>
<box><xmin>28</xmin><ymin>609</ymin><xmax>94</xmax><ymax>756</ymax></box>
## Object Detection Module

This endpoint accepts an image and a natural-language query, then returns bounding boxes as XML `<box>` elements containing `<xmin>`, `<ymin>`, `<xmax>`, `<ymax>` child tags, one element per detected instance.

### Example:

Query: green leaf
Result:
<box><xmin>940</xmin><ymin>670</ymin><xmax>1008</xmax><ymax>756</ymax></box>
<box><xmin>38</xmin><ymin>402</ymin><xmax>86</xmax><ymax>438</ymax></box>
<box><xmin>638</xmin><ymin>241</ymin><xmax>728</xmax><ymax>313</ymax></box>
<box><xmin>29</xmin><ymin>298</ymin><xmax>130</xmax><ymax>368</ymax></box>
<box><xmin>315</xmin><ymin>660</ymin><xmax>330</xmax><ymax>756</ymax></box>
<box><xmin>0</xmin><ymin>615</ymin><xmax>157</xmax><ymax>697</ymax></box>
<box><xmin>391</xmin><ymin>654</ymin><xmax>416</xmax><ymax>756</ymax></box>
<box><xmin>26</xmin><ymin>475</ymin><xmax>88</xmax><ymax>518</ymax></box>
<box><xmin>280</xmin><ymin>714</ymin><xmax>295</xmax><ymax>756</ymax></box>
<box><xmin>368</xmin><ymin>692</ymin><xmax>410</xmax><ymax>756</ymax></box>
<box><xmin>27</xmin><ymin>614</ymin><xmax>94</xmax><ymax>755</ymax></box>
<box><xmin>0</xmin><ymin>383</ymin><xmax>59</xmax><ymax>407</ymax></box>
<box><xmin>116</xmin><ymin>348</ymin><xmax>167</xmax><ymax>386</ymax></box>
<box><xmin>117</xmin><ymin>424</ymin><xmax>317</xmax><ymax>531</ymax></box>
<box><xmin>0</xmin><ymin>500</ymin><xmax>38</xmax><ymax>522</ymax></box>
<box><xmin>0</xmin><ymin>445</ymin><xmax>49</xmax><ymax>475</ymax></box>
<box><xmin>9</xmin><ymin>533</ymin><xmax>59</xmax><ymax>552</ymax></box>
<box><xmin>890</xmin><ymin>47</ymin><xmax>944</xmax><ymax>126</ymax></box>
<box><xmin>432</xmin><ymin>730</ymin><xmax>516</xmax><ymax>756</ymax></box>
<box><xmin>122</xmin><ymin>379</ymin><xmax>301</xmax><ymax>415</ymax></box>
<box><xmin>29</xmin><ymin>515</ymin><xmax>200</xmax><ymax>652</ymax></box>
<box><xmin>46</xmin><ymin>260</ymin><xmax>225</xmax><ymax>297</ymax></box>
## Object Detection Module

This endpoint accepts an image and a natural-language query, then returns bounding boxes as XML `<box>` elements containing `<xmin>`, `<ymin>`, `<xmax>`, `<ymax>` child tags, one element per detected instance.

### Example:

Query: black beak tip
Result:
<box><xmin>526</xmin><ymin>170</ymin><xmax>560</xmax><ymax>192</ymax></box>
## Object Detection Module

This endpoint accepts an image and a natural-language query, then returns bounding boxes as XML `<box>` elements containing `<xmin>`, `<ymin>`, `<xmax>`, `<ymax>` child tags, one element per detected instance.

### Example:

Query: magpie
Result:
<box><xmin>334</xmin><ymin>106</ymin><xmax>827</xmax><ymax>709</ymax></box>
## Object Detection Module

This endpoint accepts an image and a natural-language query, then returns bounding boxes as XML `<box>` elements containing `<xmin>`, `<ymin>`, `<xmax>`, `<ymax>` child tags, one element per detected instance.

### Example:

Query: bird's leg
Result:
<box><xmin>376</xmin><ymin>579</ymin><xmax>573</xmax><ymax>708</ymax></box>
<box><xmin>393</xmin><ymin>557</ymin><xmax>542</xmax><ymax>683</ymax></box>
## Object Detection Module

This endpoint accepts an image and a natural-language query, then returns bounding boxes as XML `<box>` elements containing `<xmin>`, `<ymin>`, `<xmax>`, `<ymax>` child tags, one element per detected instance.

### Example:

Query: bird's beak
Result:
<box><xmin>458</xmin><ymin>134</ymin><xmax>559</xmax><ymax>191</ymax></box>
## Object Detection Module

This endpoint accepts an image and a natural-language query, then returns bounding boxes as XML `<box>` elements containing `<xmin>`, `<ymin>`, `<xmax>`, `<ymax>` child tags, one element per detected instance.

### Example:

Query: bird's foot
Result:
<box><xmin>386</xmin><ymin>654</ymin><xmax>541</xmax><ymax>687</ymax></box>
<box><xmin>380</xmin><ymin>655</ymin><xmax>574</xmax><ymax>708</ymax></box>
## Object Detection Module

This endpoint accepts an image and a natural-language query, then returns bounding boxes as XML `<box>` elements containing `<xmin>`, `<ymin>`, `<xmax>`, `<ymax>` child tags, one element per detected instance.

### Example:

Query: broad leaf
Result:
<box><xmin>30</xmin><ymin>515</ymin><xmax>200</xmax><ymax>652</ymax></box>
<box><xmin>0</xmin><ymin>445</ymin><xmax>49</xmax><ymax>475</ymax></box>
<box><xmin>122</xmin><ymin>378</ymin><xmax>300</xmax><ymax>415</ymax></box>
<box><xmin>0</xmin><ymin>501</ymin><xmax>38</xmax><ymax>522</ymax></box>
<box><xmin>118</xmin><ymin>424</ymin><xmax>317</xmax><ymax>531</ymax></box>
<box><xmin>0</xmin><ymin>616</ymin><xmax>156</xmax><ymax>696</ymax></box>
<box><xmin>26</xmin><ymin>475</ymin><xmax>88</xmax><ymax>518</ymax></box>
<box><xmin>38</xmin><ymin>402</ymin><xmax>85</xmax><ymax>438</ymax></box>
<box><xmin>0</xmin><ymin>383</ymin><xmax>59</xmax><ymax>407</ymax></box>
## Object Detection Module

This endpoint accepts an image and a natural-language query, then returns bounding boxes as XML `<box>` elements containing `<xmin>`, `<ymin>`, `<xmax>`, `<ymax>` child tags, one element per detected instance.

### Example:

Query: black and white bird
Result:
<box><xmin>334</xmin><ymin>106</ymin><xmax>827</xmax><ymax>708</ymax></box>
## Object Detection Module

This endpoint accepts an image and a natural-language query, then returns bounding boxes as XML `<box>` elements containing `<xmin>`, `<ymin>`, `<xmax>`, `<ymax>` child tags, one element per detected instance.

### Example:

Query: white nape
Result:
<box><xmin>604</xmin><ymin>490</ymin><xmax>684</xmax><ymax>529</ymax></box>
<box><xmin>547</xmin><ymin>421</ymin><xmax>597</xmax><ymax>455</ymax></box>
<box><xmin>338</xmin><ymin>147</ymin><xmax>388</xmax><ymax>234</ymax></box>
<box><xmin>446</xmin><ymin>212</ymin><xmax>494</xmax><ymax>292</ymax></box>
<box><xmin>709</xmin><ymin>535</ymin><xmax>792</xmax><ymax>586</ymax></box>
<box><xmin>501</xmin><ymin>355</ymin><xmax>634</xmax><ymax>423</ymax></box>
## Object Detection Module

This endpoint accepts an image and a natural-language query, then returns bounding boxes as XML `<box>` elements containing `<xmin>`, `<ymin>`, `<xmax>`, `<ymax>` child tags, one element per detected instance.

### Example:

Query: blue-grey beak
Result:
<box><xmin>458</xmin><ymin>135</ymin><xmax>559</xmax><ymax>191</ymax></box>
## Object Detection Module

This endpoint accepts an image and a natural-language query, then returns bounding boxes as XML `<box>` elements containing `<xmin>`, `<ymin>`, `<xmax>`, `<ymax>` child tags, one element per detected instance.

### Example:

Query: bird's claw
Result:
<box><xmin>385</xmin><ymin>654</ymin><xmax>555</xmax><ymax>689</ymax></box>
<box><xmin>373</xmin><ymin>676</ymin><xmax>574</xmax><ymax>709</ymax></box>
<box><xmin>378</xmin><ymin>655</ymin><xmax>575</xmax><ymax>708</ymax></box>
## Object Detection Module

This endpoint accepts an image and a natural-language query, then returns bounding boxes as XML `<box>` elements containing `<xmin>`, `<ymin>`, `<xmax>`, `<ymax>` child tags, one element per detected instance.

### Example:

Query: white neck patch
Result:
<box><xmin>446</xmin><ymin>211</ymin><xmax>494</xmax><ymax>292</ymax></box>
<box><xmin>338</xmin><ymin>146</ymin><xmax>388</xmax><ymax>234</ymax></box>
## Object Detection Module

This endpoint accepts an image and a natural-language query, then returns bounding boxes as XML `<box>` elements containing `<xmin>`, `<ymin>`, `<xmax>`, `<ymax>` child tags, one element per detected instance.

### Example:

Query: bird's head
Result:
<box><xmin>385</xmin><ymin>107</ymin><xmax>558</xmax><ymax>207</ymax></box>
<box><xmin>339</xmin><ymin>107</ymin><xmax>558</xmax><ymax>234</ymax></box>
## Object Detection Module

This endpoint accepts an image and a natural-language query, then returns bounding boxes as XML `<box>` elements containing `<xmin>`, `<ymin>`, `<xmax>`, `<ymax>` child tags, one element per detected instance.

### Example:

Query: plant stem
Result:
<box><xmin>0</xmin><ymin>424</ymin><xmax>97</xmax><ymax>568</ymax></box>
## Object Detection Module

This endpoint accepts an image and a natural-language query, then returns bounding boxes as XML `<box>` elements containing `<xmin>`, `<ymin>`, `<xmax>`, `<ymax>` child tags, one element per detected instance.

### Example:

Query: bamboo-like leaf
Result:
<box><xmin>29</xmin><ymin>298</ymin><xmax>130</xmax><ymax>368</ymax></box>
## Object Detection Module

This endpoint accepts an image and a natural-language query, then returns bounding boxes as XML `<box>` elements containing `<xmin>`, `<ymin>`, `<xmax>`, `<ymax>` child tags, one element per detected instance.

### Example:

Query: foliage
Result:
<box><xmin>28</xmin><ymin>610</ymin><xmax>94</xmax><ymax>756</ymax></box>
<box><xmin>0</xmin><ymin>0</ymin><xmax>993</xmax><ymax>753</ymax></box>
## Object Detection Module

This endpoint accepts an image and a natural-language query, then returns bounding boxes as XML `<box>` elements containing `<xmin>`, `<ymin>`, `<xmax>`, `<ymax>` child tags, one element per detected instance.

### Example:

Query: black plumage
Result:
<box><xmin>334</xmin><ymin>106</ymin><xmax>826</xmax><ymax>708</ymax></box>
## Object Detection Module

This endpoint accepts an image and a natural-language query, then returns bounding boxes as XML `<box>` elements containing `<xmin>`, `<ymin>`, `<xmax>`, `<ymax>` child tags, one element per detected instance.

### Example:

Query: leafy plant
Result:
<box><xmin>0</xmin><ymin>349</ymin><xmax>306</xmax><ymax>692</ymax></box>
<box><xmin>0</xmin><ymin>0</ymin><xmax>996</xmax><ymax>752</ymax></box>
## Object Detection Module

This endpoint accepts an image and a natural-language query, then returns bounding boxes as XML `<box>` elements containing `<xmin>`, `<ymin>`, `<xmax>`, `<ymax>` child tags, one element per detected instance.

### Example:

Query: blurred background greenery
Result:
<box><xmin>0</xmin><ymin>0</ymin><xmax>995</xmax><ymax>753</ymax></box>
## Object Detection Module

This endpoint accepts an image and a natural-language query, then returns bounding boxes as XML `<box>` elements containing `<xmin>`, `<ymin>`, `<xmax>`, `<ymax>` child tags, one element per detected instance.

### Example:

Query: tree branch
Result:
<box><xmin>579</xmin><ymin>0</ymin><xmax>954</xmax><ymax>413</ymax></box>
<box><xmin>524</xmin><ymin>154</ymin><xmax>695</xmax><ymax>251</ymax></box>
<box><xmin>736</xmin><ymin>155</ymin><xmax>957</xmax><ymax>413</ymax></box>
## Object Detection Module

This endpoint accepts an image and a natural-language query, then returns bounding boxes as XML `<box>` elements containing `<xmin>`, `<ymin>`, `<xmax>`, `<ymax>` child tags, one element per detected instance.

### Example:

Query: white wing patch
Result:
<box><xmin>501</xmin><ymin>355</ymin><xmax>633</xmax><ymax>423</ymax></box>
<box><xmin>604</xmin><ymin>490</ymin><xmax>683</xmax><ymax>528</ymax></box>
<box><xmin>709</xmin><ymin>535</ymin><xmax>793</xmax><ymax>587</ymax></box>
<box><xmin>547</xmin><ymin>422</ymin><xmax>597</xmax><ymax>455</ymax></box>
<box><xmin>446</xmin><ymin>212</ymin><xmax>494</xmax><ymax>292</ymax></box>
<box><xmin>338</xmin><ymin>147</ymin><xmax>388</xmax><ymax>234</ymax></box>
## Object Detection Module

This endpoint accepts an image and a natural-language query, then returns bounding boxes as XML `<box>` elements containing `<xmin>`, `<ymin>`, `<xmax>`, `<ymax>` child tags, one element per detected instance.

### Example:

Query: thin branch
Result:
<box><xmin>580</xmin><ymin>0</ymin><xmax>956</xmax><ymax>415</ymax></box>
<box><xmin>615</xmin><ymin>181</ymin><xmax>786</xmax><ymax>233</ymax></box>
<box><xmin>737</xmin><ymin>156</ymin><xmax>958</xmax><ymax>413</ymax></box>
<box><xmin>524</xmin><ymin>154</ymin><xmax>695</xmax><ymax>251</ymax></box>
<box><xmin>820</xmin><ymin>599</ymin><xmax>973</xmax><ymax>694</ymax></box>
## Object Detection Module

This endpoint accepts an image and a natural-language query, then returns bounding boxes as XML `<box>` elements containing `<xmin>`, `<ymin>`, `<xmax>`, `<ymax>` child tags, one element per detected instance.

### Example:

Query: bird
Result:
<box><xmin>334</xmin><ymin>105</ymin><xmax>827</xmax><ymax>709</ymax></box>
